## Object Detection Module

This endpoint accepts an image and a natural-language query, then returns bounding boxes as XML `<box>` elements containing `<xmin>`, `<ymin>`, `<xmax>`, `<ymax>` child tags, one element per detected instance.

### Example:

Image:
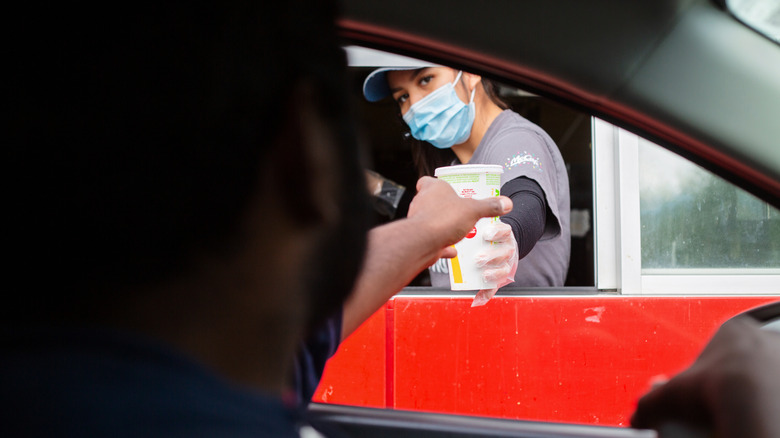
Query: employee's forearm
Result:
<box><xmin>500</xmin><ymin>176</ymin><xmax>547</xmax><ymax>259</ymax></box>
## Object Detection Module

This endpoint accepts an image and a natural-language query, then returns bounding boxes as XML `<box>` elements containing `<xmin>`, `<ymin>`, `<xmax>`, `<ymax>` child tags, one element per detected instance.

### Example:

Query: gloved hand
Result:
<box><xmin>471</xmin><ymin>221</ymin><xmax>518</xmax><ymax>307</ymax></box>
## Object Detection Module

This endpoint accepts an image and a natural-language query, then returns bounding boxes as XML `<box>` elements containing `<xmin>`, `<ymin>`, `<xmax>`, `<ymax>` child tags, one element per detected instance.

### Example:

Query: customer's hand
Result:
<box><xmin>631</xmin><ymin>315</ymin><xmax>780</xmax><ymax>438</ymax></box>
<box><xmin>407</xmin><ymin>176</ymin><xmax>512</xmax><ymax>261</ymax></box>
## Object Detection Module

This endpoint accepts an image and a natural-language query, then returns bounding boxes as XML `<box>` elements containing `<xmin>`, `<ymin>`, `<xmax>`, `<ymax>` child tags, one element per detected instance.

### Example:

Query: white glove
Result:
<box><xmin>471</xmin><ymin>221</ymin><xmax>518</xmax><ymax>307</ymax></box>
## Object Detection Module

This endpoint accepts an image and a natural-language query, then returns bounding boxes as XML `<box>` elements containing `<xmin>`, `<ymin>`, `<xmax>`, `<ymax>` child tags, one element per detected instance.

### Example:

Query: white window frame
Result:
<box><xmin>593</xmin><ymin>118</ymin><xmax>780</xmax><ymax>295</ymax></box>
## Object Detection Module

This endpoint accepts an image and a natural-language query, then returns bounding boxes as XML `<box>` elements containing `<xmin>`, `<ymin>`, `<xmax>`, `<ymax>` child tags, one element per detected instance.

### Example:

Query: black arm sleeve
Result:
<box><xmin>499</xmin><ymin>176</ymin><xmax>547</xmax><ymax>260</ymax></box>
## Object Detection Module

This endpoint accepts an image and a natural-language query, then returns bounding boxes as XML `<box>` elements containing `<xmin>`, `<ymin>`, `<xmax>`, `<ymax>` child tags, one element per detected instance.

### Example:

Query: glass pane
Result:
<box><xmin>726</xmin><ymin>0</ymin><xmax>780</xmax><ymax>44</ymax></box>
<box><xmin>639</xmin><ymin>139</ymin><xmax>780</xmax><ymax>270</ymax></box>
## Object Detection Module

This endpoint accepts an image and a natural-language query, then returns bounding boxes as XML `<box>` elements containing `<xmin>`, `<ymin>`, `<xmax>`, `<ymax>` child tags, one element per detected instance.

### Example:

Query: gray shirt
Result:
<box><xmin>429</xmin><ymin>110</ymin><xmax>571</xmax><ymax>288</ymax></box>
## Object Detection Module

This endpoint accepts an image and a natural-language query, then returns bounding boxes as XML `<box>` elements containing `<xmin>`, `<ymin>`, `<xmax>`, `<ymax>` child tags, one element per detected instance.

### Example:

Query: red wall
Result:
<box><xmin>315</xmin><ymin>295</ymin><xmax>778</xmax><ymax>426</ymax></box>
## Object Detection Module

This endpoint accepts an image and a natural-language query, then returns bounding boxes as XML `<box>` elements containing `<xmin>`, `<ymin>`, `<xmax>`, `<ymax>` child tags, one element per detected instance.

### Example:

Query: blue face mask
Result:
<box><xmin>402</xmin><ymin>71</ymin><xmax>476</xmax><ymax>149</ymax></box>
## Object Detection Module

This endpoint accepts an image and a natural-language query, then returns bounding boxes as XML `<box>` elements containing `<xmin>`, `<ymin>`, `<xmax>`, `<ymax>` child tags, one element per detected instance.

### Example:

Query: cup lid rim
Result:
<box><xmin>434</xmin><ymin>164</ymin><xmax>504</xmax><ymax>177</ymax></box>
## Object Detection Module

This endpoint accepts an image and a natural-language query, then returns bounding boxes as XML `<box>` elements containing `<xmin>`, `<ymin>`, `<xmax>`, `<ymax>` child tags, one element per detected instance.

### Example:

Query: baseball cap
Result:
<box><xmin>362</xmin><ymin>65</ymin><xmax>437</xmax><ymax>102</ymax></box>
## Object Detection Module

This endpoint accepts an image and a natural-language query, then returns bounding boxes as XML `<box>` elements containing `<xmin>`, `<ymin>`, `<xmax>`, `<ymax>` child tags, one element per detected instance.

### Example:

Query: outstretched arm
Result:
<box><xmin>341</xmin><ymin>176</ymin><xmax>512</xmax><ymax>339</ymax></box>
<box><xmin>471</xmin><ymin>176</ymin><xmax>548</xmax><ymax>306</ymax></box>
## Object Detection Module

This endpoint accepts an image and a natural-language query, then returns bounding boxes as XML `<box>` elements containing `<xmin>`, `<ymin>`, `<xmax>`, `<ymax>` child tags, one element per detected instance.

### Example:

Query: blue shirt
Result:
<box><xmin>292</xmin><ymin>310</ymin><xmax>343</xmax><ymax>407</ymax></box>
<box><xmin>1</xmin><ymin>328</ymin><xmax>301</xmax><ymax>437</ymax></box>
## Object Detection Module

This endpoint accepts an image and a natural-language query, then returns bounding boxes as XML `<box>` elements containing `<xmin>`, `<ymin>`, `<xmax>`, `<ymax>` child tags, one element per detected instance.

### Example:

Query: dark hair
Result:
<box><xmin>409</xmin><ymin>78</ymin><xmax>509</xmax><ymax>177</ymax></box>
<box><xmin>7</xmin><ymin>2</ymin><xmax>360</xmax><ymax>320</ymax></box>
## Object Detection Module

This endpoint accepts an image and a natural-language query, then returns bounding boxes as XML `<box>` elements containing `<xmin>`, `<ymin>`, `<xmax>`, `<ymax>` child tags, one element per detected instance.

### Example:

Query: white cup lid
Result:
<box><xmin>434</xmin><ymin>164</ymin><xmax>504</xmax><ymax>177</ymax></box>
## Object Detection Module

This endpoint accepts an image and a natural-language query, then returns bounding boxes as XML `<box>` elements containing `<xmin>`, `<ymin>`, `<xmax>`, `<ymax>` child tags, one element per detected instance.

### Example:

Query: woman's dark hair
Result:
<box><xmin>409</xmin><ymin>78</ymin><xmax>509</xmax><ymax>177</ymax></box>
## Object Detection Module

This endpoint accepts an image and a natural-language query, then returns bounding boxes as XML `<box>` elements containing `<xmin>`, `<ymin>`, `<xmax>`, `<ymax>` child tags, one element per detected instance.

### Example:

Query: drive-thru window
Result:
<box><xmin>312</xmin><ymin>46</ymin><xmax>780</xmax><ymax>426</ymax></box>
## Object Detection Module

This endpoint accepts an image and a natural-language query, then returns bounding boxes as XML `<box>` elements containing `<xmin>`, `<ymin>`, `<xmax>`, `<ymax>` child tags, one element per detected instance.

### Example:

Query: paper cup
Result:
<box><xmin>434</xmin><ymin>164</ymin><xmax>503</xmax><ymax>291</ymax></box>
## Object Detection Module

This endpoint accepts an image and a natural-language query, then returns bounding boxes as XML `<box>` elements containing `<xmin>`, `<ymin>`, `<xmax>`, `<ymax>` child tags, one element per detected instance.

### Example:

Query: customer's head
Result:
<box><xmin>7</xmin><ymin>2</ymin><xmax>369</xmax><ymax>358</ymax></box>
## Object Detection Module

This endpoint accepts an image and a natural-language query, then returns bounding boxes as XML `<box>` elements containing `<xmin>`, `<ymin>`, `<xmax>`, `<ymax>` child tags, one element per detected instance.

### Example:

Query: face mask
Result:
<box><xmin>402</xmin><ymin>71</ymin><xmax>476</xmax><ymax>149</ymax></box>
